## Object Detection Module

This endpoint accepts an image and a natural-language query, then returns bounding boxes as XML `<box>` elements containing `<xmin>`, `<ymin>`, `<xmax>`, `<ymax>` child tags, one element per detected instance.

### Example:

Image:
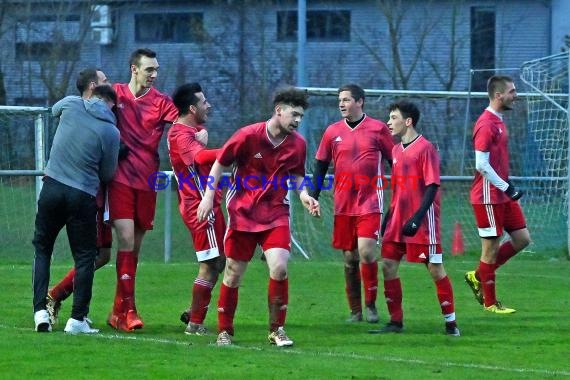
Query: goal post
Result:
<box><xmin>295</xmin><ymin>70</ymin><xmax>569</xmax><ymax>258</ymax></box>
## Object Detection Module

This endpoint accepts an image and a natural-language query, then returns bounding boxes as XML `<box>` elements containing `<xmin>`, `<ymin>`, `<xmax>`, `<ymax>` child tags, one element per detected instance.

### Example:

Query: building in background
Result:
<box><xmin>0</xmin><ymin>0</ymin><xmax>565</xmax><ymax>147</ymax></box>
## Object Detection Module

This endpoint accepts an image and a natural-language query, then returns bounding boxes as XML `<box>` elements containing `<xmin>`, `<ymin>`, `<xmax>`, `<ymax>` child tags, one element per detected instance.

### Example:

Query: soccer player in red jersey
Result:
<box><xmin>465</xmin><ymin>75</ymin><xmax>531</xmax><ymax>314</ymax></box>
<box><xmin>311</xmin><ymin>84</ymin><xmax>393</xmax><ymax>323</ymax></box>
<box><xmin>167</xmin><ymin>83</ymin><xmax>226</xmax><ymax>335</ymax></box>
<box><xmin>197</xmin><ymin>87</ymin><xmax>320</xmax><ymax>347</ymax></box>
<box><xmin>107</xmin><ymin>48</ymin><xmax>179</xmax><ymax>331</ymax></box>
<box><xmin>369</xmin><ymin>100</ymin><xmax>460</xmax><ymax>336</ymax></box>
<box><xmin>45</xmin><ymin>68</ymin><xmax>114</xmax><ymax>326</ymax></box>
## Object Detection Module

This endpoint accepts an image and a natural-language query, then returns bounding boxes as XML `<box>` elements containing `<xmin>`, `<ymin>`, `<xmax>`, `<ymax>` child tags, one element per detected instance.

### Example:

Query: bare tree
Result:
<box><xmin>425</xmin><ymin>0</ymin><xmax>469</xmax><ymax>92</ymax></box>
<box><xmin>354</xmin><ymin>0</ymin><xmax>437</xmax><ymax>90</ymax></box>
<box><xmin>187</xmin><ymin>0</ymin><xmax>297</xmax><ymax>143</ymax></box>
<box><xmin>15</xmin><ymin>1</ymin><xmax>97</xmax><ymax>104</ymax></box>
<box><xmin>0</xmin><ymin>0</ymin><xmax>16</xmax><ymax>105</ymax></box>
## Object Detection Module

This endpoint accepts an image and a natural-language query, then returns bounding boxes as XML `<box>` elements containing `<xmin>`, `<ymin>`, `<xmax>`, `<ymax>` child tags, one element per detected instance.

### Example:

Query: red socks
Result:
<box><xmin>189</xmin><ymin>278</ymin><xmax>214</xmax><ymax>324</ymax></box>
<box><xmin>49</xmin><ymin>268</ymin><xmax>76</xmax><ymax>302</ymax></box>
<box><xmin>361</xmin><ymin>261</ymin><xmax>378</xmax><ymax>307</ymax></box>
<box><xmin>495</xmin><ymin>241</ymin><xmax>517</xmax><ymax>268</ymax></box>
<box><xmin>218</xmin><ymin>283</ymin><xmax>238</xmax><ymax>336</ymax></box>
<box><xmin>435</xmin><ymin>275</ymin><xmax>455</xmax><ymax>317</ymax></box>
<box><xmin>477</xmin><ymin>261</ymin><xmax>496</xmax><ymax>307</ymax></box>
<box><xmin>116</xmin><ymin>250</ymin><xmax>137</xmax><ymax>312</ymax></box>
<box><xmin>268</xmin><ymin>278</ymin><xmax>288</xmax><ymax>331</ymax></box>
<box><xmin>383</xmin><ymin>278</ymin><xmax>403</xmax><ymax>322</ymax></box>
<box><xmin>344</xmin><ymin>262</ymin><xmax>362</xmax><ymax>313</ymax></box>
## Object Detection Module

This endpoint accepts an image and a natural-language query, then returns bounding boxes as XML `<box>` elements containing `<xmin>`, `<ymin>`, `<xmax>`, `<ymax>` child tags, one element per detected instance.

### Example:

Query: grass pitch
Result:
<box><xmin>1</xmin><ymin>255</ymin><xmax>569</xmax><ymax>379</ymax></box>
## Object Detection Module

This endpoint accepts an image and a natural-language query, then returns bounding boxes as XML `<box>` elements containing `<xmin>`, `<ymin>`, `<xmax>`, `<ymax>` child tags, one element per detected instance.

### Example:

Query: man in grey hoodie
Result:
<box><xmin>32</xmin><ymin>84</ymin><xmax>120</xmax><ymax>334</ymax></box>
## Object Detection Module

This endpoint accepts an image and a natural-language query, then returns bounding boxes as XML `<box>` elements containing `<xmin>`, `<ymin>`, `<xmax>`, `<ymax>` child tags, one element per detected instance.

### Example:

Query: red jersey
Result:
<box><xmin>383</xmin><ymin>135</ymin><xmax>441</xmax><ymax>244</ymax></box>
<box><xmin>217</xmin><ymin>122</ymin><xmax>306</xmax><ymax>232</ymax></box>
<box><xmin>112</xmin><ymin>83</ymin><xmax>178</xmax><ymax>190</ymax></box>
<box><xmin>315</xmin><ymin>115</ymin><xmax>393</xmax><ymax>216</ymax></box>
<box><xmin>470</xmin><ymin>108</ymin><xmax>510</xmax><ymax>204</ymax></box>
<box><xmin>167</xmin><ymin>122</ymin><xmax>222</xmax><ymax>231</ymax></box>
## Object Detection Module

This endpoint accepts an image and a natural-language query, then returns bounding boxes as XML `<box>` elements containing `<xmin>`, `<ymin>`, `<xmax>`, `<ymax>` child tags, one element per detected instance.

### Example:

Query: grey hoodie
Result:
<box><xmin>46</xmin><ymin>95</ymin><xmax>120</xmax><ymax>196</ymax></box>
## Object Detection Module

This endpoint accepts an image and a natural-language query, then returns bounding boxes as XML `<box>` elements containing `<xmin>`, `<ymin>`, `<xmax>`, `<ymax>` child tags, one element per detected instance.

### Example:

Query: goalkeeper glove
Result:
<box><xmin>505</xmin><ymin>181</ymin><xmax>523</xmax><ymax>201</ymax></box>
<box><xmin>402</xmin><ymin>214</ymin><xmax>422</xmax><ymax>237</ymax></box>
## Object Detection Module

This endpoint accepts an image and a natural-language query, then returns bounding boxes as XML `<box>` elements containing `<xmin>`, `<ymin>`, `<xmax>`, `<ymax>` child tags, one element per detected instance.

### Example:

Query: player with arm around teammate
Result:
<box><xmin>106</xmin><ymin>48</ymin><xmax>179</xmax><ymax>332</ymax></box>
<box><xmin>197</xmin><ymin>87</ymin><xmax>320</xmax><ymax>347</ymax></box>
<box><xmin>32</xmin><ymin>85</ymin><xmax>119</xmax><ymax>334</ymax></box>
<box><xmin>369</xmin><ymin>100</ymin><xmax>460</xmax><ymax>337</ymax></box>
<box><xmin>167</xmin><ymin>82</ymin><xmax>226</xmax><ymax>335</ymax></box>
<box><xmin>45</xmin><ymin>68</ymin><xmax>116</xmax><ymax>326</ymax></box>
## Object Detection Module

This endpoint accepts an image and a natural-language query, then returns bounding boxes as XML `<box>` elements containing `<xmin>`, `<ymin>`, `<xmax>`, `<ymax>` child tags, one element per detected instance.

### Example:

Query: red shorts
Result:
<box><xmin>107</xmin><ymin>181</ymin><xmax>157</xmax><ymax>230</ymax></box>
<box><xmin>187</xmin><ymin>209</ymin><xmax>226</xmax><ymax>262</ymax></box>
<box><xmin>333</xmin><ymin>213</ymin><xmax>381</xmax><ymax>251</ymax></box>
<box><xmin>472</xmin><ymin>201</ymin><xmax>526</xmax><ymax>238</ymax></box>
<box><xmin>382</xmin><ymin>241</ymin><xmax>443</xmax><ymax>264</ymax></box>
<box><xmin>224</xmin><ymin>225</ymin><xmax>291</xmax><ymax>262</ymax></box>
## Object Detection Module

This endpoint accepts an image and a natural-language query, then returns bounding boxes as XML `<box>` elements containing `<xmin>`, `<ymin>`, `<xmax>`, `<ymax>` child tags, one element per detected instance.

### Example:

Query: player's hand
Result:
<box><xmin>402</xmin><ymin>215</ymin><xmax>421</xmax><ymax>236</ymax></box>
<box><xmin>505</xmin><ymin>181</ymin><xmax>523</xmax><ymax>201</ymax></box>
<box><xmin>300</xmin><ymin>191</ymin><xmax>320</xmax><ymax>217</ymax></box>
<box><xmin>195</xmin><ymin>129</ymin><xmax>208</xmax><ymax>146</ymax></box>
<box><xmin>197</xmin><ymin>194</ymin><xmax>214</xmax><ymax>222</ymax></box>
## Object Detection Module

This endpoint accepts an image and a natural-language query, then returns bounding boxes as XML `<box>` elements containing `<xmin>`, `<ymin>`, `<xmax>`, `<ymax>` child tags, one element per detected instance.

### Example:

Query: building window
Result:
<box><xmin>15</xmin><ymin>16</ymin><xmax>81</xmax><ymax>61</ymax></box>
<box><xmin>135</xmin><ymin>13</ymin><xmax>204</xmax><ymax>43</ymax></box>
<box><xmin>277</xmin><ymin>10</ymin><xmax>350</xmax><ymax>42</ymax></box>
<box><xmin>471</xmin><ymin>6</ymin><xmax>495</xmax><ymax>91</ymax></box>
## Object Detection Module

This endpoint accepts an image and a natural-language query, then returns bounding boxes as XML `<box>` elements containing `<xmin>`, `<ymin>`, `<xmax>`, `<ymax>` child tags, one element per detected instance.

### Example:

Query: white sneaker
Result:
<box><xmin>268</xmin><ymin>327</ymin><xmax>293</xmax><ymax>347</ymax></box>
<box><xmin>216</xmin><ymin>331</ymin><xmax>232</xmax><ymax>346</ymax></box>
<box><xmin>64</xmin><ymin>318</ymin><xmax>100</xmax><ymax>335</ymax></box>
<box><xmin>34</xmin><ymin>310</ymin><xmax>52</xmax><ymax>332</ymax></box>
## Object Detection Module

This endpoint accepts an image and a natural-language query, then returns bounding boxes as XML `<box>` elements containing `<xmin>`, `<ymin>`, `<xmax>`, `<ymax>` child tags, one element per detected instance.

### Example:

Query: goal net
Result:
<box><xmin>519</xmin><ymin>51</ymin><xmax>569</xmax><ymax>255</ymax></box>
<box><xmin>0</xmin><ymin>106</ymin><xmax>51</xmax><ymax>262</ymax></box>
<box><xmin>290</xmin><ymin>60</ymin><xmax>569</xmax><ymax>258</ymax></box>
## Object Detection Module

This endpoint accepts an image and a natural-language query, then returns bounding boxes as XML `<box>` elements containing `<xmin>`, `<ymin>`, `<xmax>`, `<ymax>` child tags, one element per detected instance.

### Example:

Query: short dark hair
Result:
<box><xmin>129</xmin><ymin>48</ymin><xmax>157</xmax><ymax>67</ymax></box>
<box><xmin>76</xmin><ymin>68</ymin><xmax>99</xmax><ymax>95</ymax></box>
<box><xmin>272</xmin><ymin>86</ymin><xmax>309</xmax><ymax>110</ymax></box>
<box><xmin>388</xmin><ymin>100</ymin><xmax>421</xmax><ymax>127</ymax></box>
<box><xmin>172</xmin><ymin>82</ymin><xmax>203</xmax><ymax>115</ymax></box>
<box><xmin>338</xmin><ymin>84</ymin><xmax>365</xmax><ymax>105</ymax></box>
<box><xmin>92</xmin><ymin>85</ymin><xmax>117</xmax><ymax>104</ymax></box>
<box><xmin>487</xmin><ymin>75</ymin><xmax>514</xmax><ymax>99</ymax></box>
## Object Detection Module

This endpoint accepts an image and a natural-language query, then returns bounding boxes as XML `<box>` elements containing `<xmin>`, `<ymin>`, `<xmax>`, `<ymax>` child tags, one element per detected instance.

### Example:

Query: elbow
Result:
<box><xmin>475</xmin><ymin>161</ymin><xmax>486</xmax><ymax>174</ymax></box>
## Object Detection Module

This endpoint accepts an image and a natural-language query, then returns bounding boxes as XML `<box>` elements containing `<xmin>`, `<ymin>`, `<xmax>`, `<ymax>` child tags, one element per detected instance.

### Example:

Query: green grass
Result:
<box><xmin>2</xmin><ymin>256</ymin><xmax>569</xmax><ymax>379</ymax></box>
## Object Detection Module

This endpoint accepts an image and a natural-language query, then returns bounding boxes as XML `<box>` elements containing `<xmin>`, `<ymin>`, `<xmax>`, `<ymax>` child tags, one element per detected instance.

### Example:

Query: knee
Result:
<box><xmin>513</xmin><ymin>233</ymin><xmax>531</xmax><ymax>251</ymax></box>
<box><xmin>343</xmin><ymin>251</ymin><xmax>359</xmax><ymax>268</ymax></box>
<box><xmin>223</xmin><ymin>261</ymin><xmax>242</xmax><ymax>287</ymax></box>
<box><xmin>269</xmin><ymin>262</ymin><xmax>288</xmax><ymax>281</ymax></box>
<box><xmin>114</xmin><ymin>226</ymin><xmax>135</xmax><ymax>249</ymax></box>
<box><xmin>428</xmin><ymin>263</ymin><xmax>446</xmax><ymax>280</ymax></box>
<box><xmin>201</xmin><ymin>256</ymin><xmax>226</xmax><ymax>283</ymax></box>
<box><xmin>382</xmin><ymin>259</ymin><xmax>398</xmax><ymax>278</ymax></box>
